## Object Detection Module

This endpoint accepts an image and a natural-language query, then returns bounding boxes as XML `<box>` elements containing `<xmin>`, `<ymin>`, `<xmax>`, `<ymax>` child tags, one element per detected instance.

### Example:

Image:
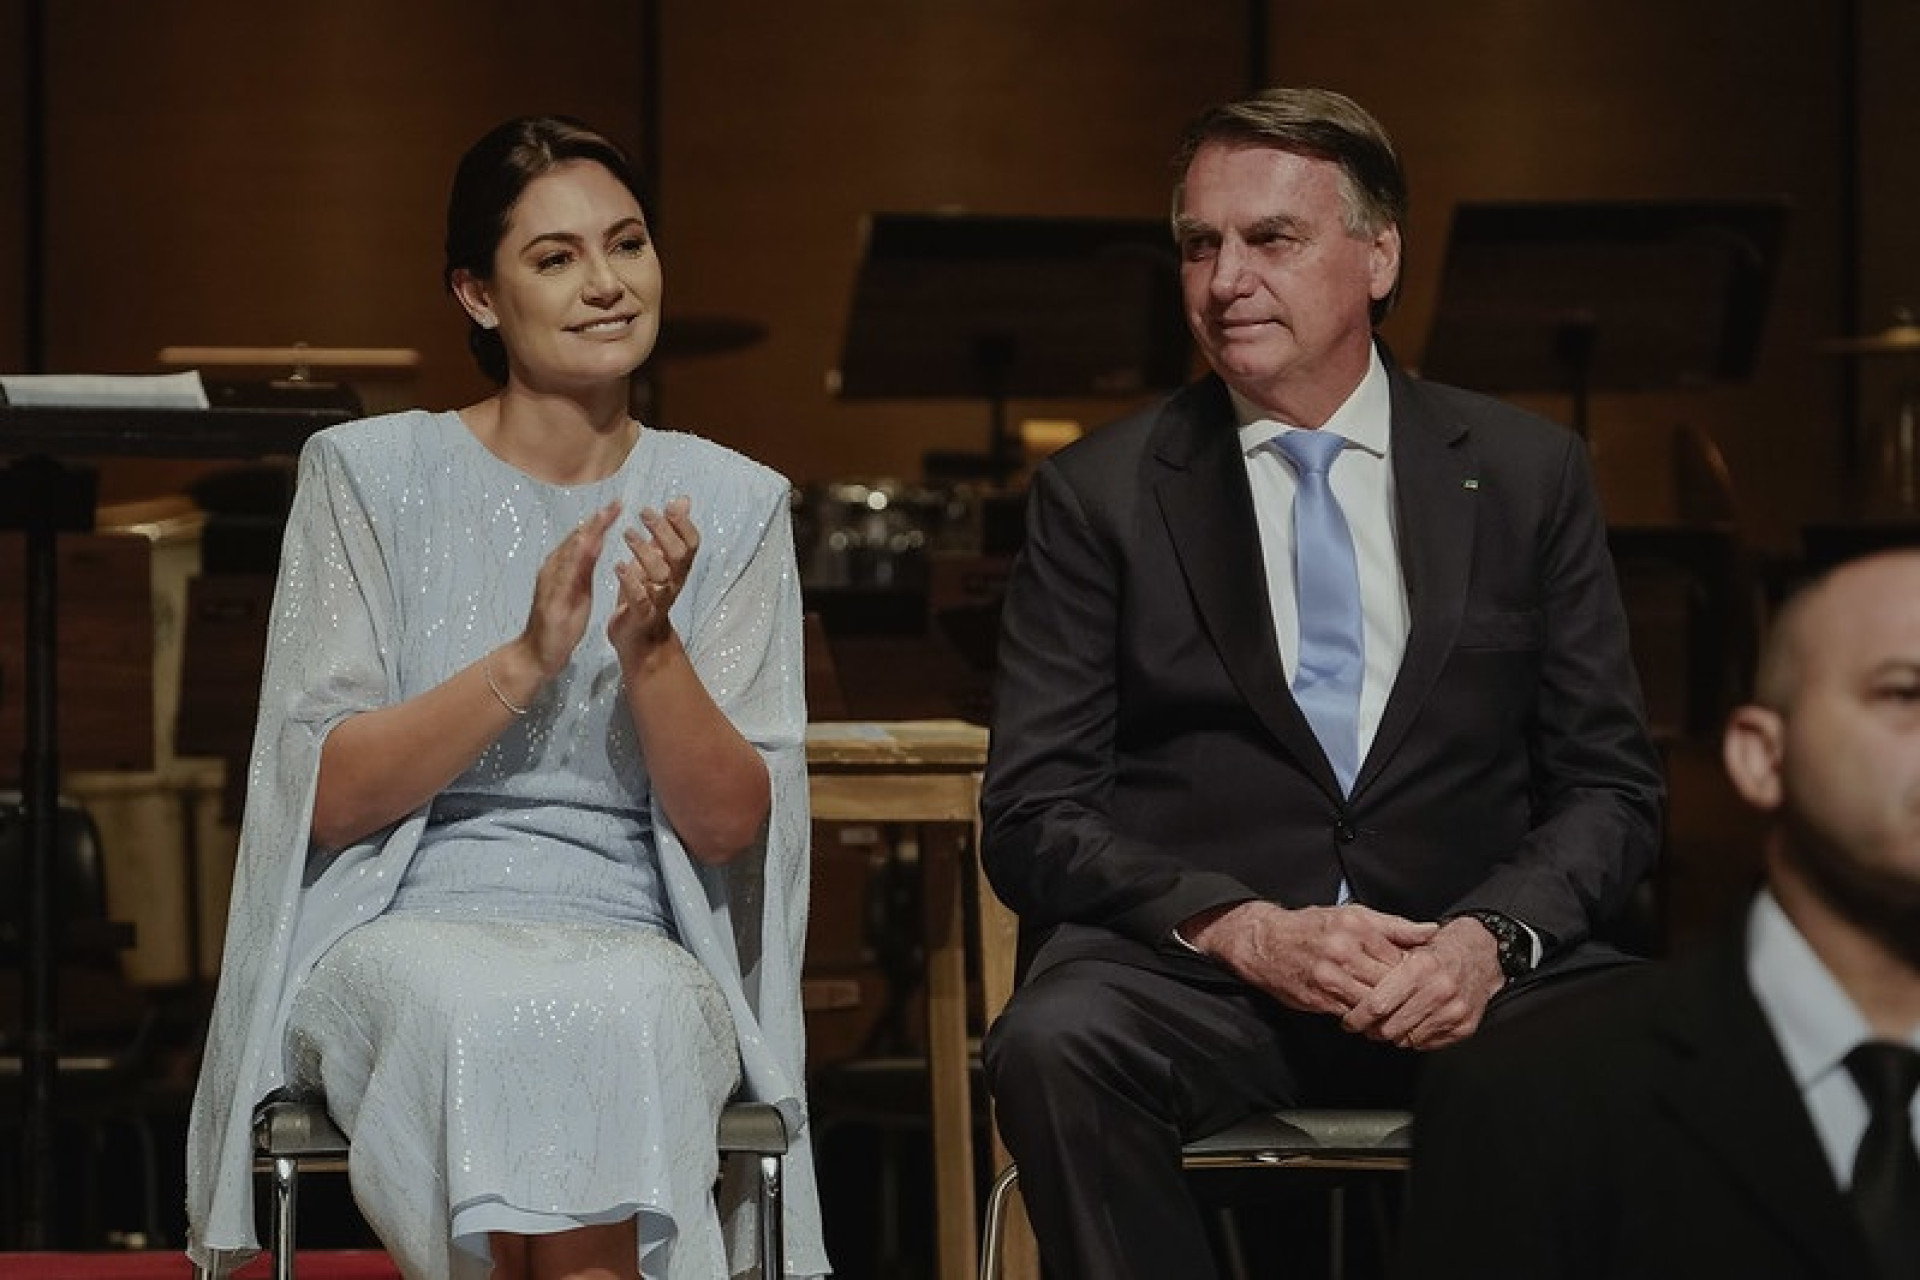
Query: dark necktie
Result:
<box><xmin>1845</xmin><ymin>1040</ymin><xmax>1920</xmax><ymax>1279</ymax></box>
<box><xmin>1275</xmin><ymin>430</ymin><xmax>1363</xmax><ymax>795</ymax></box>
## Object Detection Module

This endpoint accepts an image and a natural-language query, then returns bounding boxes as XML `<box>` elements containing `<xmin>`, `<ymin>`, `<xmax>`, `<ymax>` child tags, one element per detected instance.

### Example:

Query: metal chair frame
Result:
<box><xmin>978</xmin><ymin>1107</ymin><xmax>1412</xmax><ymax>1280</ymax></box>
<box><xmin>0</xmin><ymin>791</ymin><xmax>165</xmax><ymax>1247</ymax></box>
<box><xmin>195</xmin><ymin>1095</ymin><xmax>789</xmax><ymax>1280</ymax></box>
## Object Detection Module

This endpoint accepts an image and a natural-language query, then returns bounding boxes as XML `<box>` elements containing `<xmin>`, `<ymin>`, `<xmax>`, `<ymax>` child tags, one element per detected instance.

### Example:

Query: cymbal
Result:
<box><xmin>654</xmin><ymin>313</ymin><xmax>767</xmax><ymax>360</ymax></box>
<box><xmin>1821</xmin><ymin>322</ymin><xmax>1920</xmax><ymax>357</ymax></box>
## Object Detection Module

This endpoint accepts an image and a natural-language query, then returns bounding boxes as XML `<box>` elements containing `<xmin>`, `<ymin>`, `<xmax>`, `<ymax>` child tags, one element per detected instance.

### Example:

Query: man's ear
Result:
<box><xmin>450</xmin><ymin>269</ymin><xmax>496</xmax><ymax>330</ymax></box>
<box><xmin>1722</xmin><ymin>704</ymin><xmax>1786</xmax><ymax>813</ymax></box>
<box><xmin>1367</xmin><ymin>224</ymin><xmax>1402</xmax><ymax>305</ymax></box>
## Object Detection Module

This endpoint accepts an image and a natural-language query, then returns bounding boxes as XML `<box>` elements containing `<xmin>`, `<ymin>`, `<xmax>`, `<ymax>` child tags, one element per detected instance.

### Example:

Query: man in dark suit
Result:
<box><xmin>1402</xmin><ymin>551</ymin><xmax>1920</xmax><ymax>1280</ymax></box>
<box><xmin>978</xmin><ymin>86</ymin><xmax>1665</xmax><ymax>1278</ymax></box>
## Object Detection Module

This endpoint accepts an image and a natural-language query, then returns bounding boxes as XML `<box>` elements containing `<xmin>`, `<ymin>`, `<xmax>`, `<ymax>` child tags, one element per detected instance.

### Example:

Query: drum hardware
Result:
<box><xmin>1823</xmin><ymin>305</ymin><xmax>1920</xmax><ymax>512</ymax></box>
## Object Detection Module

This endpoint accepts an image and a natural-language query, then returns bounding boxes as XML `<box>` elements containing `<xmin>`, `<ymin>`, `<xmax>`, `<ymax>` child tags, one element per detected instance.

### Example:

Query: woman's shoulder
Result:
<box><xmin>645</xmin><ymin>427</ymin><xmax>790</xmax><ymax>504</ymax></box>
<box><xmin>307</xmin><ymin>408</ymin><xmax>453</xmax><ymax>457</ymax></box>
<box><xmin>302</xmin><ymin>408</ymin><xmax>457</xmax><ymax>470</ymax></box>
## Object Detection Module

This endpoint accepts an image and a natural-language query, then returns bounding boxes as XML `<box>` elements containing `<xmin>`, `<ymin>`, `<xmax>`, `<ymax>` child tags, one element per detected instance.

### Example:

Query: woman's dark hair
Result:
<box><xmin>443</xmin><ymin>116</ymin><xmax>652</xmax><ymax>384</ymax></box>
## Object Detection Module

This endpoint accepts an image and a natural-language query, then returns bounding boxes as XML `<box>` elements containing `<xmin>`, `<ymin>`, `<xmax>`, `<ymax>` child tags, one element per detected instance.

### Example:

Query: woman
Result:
<box><xmin>185</xmin><ymin>116</ymin><xmax>825</xmax><ymax>1280</ymax></box>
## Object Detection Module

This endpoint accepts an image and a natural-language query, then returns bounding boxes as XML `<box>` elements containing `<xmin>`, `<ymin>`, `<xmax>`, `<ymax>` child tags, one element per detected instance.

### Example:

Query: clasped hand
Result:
<box><xmin>1184</xmin><ymin>901</ymin><xmax>1505</xmax><ymax>1051</ymax></box>
<box><xmin>520</xmin><ymin>497</ymin><xmax>700</xmax><ymax>681</ymax></box>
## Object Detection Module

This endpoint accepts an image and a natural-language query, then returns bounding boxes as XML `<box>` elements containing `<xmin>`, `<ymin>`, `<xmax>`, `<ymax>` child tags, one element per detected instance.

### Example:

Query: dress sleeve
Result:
<box><xmin>186</xmin><ymin>430</ymin><xmax>404</xmax><ymax>1272</ymax></box>
<box><xmin>648</xmin><ymin>474</ymin><xmax>827</xmax><ymax>1277</ymax></box>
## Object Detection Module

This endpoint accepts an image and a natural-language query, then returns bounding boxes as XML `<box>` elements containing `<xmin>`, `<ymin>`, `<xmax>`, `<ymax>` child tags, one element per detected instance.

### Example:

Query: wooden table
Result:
<box><xmin>806</xmin><ymin>720</ymin><xmax>1034</xmax><ymax>1280</ymax></box>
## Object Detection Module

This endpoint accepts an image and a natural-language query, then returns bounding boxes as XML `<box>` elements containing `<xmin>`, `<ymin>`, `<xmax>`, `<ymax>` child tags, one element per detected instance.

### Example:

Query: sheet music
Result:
<box><xmin>0</xmin><ymin>369</ymin><xmax>210</xmax><ymax>409</ymax></box>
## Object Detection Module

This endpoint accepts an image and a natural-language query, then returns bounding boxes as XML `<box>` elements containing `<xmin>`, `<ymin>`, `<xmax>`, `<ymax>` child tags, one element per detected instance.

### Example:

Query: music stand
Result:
<box><xmin>0</xmin><ymin>386</ymin><xmax>350</xmax><ymax>1247</ymax></box>
<box><xmin>833</xmin><ymin>213</ymin><xmax>1190</xmax><ymax>481</ymax></box>
<box><xmin>1420</xmin><ymin>199</ymin><xmax>1788</xmax><ymax>437</ymax></box>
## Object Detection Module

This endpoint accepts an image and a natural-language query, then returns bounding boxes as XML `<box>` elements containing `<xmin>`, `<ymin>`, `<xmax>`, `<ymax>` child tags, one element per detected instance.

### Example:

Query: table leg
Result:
<box><xmin>973</xmin><ymin>831</ymin><xmax>1040</xmax><ymax>1280</ymax></box>
<box><xmin>921</xmin><ymin>822</ymin><xmax>976</xmax><ymax>1280</ymax></box>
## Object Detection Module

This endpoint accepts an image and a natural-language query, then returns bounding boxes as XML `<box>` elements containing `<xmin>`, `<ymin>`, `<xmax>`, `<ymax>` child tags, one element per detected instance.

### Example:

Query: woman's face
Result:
<box><xmin>456</xmin><ymin>159</ymin><xmax>662</xmax><ymax>393</ymax></box>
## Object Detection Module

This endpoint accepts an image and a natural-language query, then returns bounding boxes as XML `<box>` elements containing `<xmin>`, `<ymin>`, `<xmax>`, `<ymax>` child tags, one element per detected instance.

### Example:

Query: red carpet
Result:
<box><xmin>0</xmin><ymin>1253</ymin><xmax>399</xmax><ymax>1279</ymax></box>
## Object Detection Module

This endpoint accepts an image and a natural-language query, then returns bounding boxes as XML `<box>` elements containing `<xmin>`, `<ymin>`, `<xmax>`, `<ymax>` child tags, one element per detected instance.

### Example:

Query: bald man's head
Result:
<box><xmin>1722</xmin><ymin>549</ymin><xmax>1920</xmax><ymax>972</ymax></box>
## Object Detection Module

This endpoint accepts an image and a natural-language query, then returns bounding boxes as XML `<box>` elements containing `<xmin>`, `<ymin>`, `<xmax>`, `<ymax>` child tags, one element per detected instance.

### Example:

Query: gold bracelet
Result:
<box><xmin>483</xmin><ymin>653</ymin><xmax>531</xmax><ymax>717</ymax></box>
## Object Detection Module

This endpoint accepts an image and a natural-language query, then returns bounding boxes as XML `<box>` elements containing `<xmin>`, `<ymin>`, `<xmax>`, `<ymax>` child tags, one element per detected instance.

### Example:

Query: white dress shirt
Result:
<box><xmin>1233</xmin><ymin>345</ymin><xmax>1408</xmax><ymax>772</ymax></box>
<box><xmin>1176</xmin><ymin>349</ymin><xmax>1539</xmax><ymax>952</ymax></box>
<box><xmin>1748</xmin><ymin>888</ymin><xmax>1920</xmax><ymax>1190</ymax></box>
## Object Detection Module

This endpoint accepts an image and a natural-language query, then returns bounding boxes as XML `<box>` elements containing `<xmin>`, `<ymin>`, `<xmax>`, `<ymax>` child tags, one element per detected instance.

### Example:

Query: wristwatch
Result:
<box><xmin>1460</xmin><ymin>909</ymin><xmax>1534</xmax><ymax>982</ymax></box>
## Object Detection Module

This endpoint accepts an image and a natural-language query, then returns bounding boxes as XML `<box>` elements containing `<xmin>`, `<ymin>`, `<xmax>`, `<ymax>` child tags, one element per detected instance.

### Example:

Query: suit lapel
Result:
<box><xmin>1151</xmin><ymin>378</ymin><xmax>1334</xmax><ymax>788</ymax></box>
<box><xmin>1650</xmin><ymin>929</ymin><xmax>1874</xmax><ymax>1280</ymax></box>
<box><xmin>1355</xmin><ymin>369</ymin><xmax>1475</xmax><ymax>795</ymax></box>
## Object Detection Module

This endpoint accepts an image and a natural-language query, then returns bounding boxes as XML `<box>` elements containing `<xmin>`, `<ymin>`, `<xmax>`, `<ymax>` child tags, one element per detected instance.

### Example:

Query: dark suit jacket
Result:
<box><xmin>980</xmin><ymin>355</ymin><xmax>1664</xmax><ymax>975</ymax></box>
<box><xmin>1403</xmin><ymin>909</ymin><xmax>1878</xmax><ymax>1280</ymax></box>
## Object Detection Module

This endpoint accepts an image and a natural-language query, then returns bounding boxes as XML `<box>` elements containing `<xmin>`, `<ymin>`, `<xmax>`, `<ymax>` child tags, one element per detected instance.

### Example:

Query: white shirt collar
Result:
<box><xmin>1747</xmin><ymin>889</ymin><xmax>1878</xmax><ymax>1091</ymax></box>
<box><xmin>1232</xmin><ymin>344</ymin><xmax>1391</xmax><ymax>459</ymax></box>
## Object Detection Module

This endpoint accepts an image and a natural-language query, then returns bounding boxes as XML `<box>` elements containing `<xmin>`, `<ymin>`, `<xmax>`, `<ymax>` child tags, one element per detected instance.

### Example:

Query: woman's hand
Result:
<box><xmin>609</xmin><ymin>496</ymin><xmax>699</xmax><ymax>667</ymax></box>
<box><xmin>512</xmin><ymin>500</ymin><xmax>623</xmax><ymax>684</ymax></box>
<box><xmin>605</xmin><ymin>494</ymin><xmax>770</xmax><ymax>861</ymax></box>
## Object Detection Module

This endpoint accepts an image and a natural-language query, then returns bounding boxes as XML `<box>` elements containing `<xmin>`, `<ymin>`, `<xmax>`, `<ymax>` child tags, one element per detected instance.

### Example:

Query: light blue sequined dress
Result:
<box><xmin>182</xmin><ymin>409</ymin><xmax>824</xmax><ymax>1279</ymax></box>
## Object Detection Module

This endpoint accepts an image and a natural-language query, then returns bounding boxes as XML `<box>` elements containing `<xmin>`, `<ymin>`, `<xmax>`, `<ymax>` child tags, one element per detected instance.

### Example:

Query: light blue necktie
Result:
<box><xmin>1276</xmin><ymin>429</ymin><xmax>1364</xmax><ymax>795</ymax></box>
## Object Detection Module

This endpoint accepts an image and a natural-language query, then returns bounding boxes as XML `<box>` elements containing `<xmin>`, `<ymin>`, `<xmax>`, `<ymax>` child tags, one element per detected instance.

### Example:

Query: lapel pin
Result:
<box><xmin>1462</xmin><ymin>479</ymin><xmax>1480</xmax><ymax>490</ymax></box>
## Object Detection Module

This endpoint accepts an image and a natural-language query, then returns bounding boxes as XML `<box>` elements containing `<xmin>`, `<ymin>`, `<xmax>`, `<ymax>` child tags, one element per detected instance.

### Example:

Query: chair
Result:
<box><xmin>0</xmin><ymin>791</ymin><xmax>164</xmax><ymax>1247</ymax></box>
<box><xmin>978</xmin><ymin>1107</ymin><xmax>1412</xmax><ymax>1280</ymax></box>
<box><xmin>196</xmin><ymin>1095</ymin><xmax>791</xmax><ymax>1280</ymax></box>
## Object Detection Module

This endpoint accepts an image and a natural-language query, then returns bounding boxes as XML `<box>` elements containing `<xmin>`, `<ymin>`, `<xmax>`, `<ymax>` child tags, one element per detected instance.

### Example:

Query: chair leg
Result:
<box><xmin>1211</xmin><ymin>1206</ymin><xmax>1251</xmax><ymax>1280</ymax></box>
<box><xmin>977</xmin><ymin>1163</ymin><xmax>1021</xmax><ymax>1280</ymax></box>
<box><xmin>757</xmin><ymin>1152</ymin><xmax>784</xmax><ymax>1280</ymax></box>
<box><xmin>82</xmin><ymin>1118</ymin><xmax>108</xmax><ymax>1246</ymax></box>
<box><xmin>1368</xmin><ymin>1177</ymin><xmax>1403</xmax><ymax>1268</ymax></box>
<box><xmin>1327</xmin><ymin>1185</ymin><xmax>1347</xmax><ymax>1280</ymax></box>
<box><xmin>876</xmin><ymin>1129</ymin><xmax>902</xmax><ymax>1276</ymax></box>
<box><xmin>272</xmin><ymin>1154</ymin><xmax>300</xmax><ymax>1280</ymax></box>
<box><xmin>127</xmin><ymin>1112</ymin><xmax>163</xmax><ymax>1247</ymax></box>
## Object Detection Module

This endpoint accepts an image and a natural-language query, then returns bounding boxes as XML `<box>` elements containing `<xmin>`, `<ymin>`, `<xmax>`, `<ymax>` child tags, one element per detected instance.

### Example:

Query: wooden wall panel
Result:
<box><xmin>1267</xmin><ymin>1</ymin><xmax>1847</xmax><ymax>549</ymax></box>
<box><xmin>37</xmin><ymin>0</ymin><xmax>647</xmax><ymax>501</ymax></box>
<box><xmin>1855</xmin><ymin>0</ymin><xmax>1920</xmax><ymax>517</ymax></box>
<box><xmin>652</xmin><ymin>0</ymin><xmax>1242</xmax><ymax>484</ymax></box>
<box><xmin>22</xmin><ymin>0</ymin><xmax>1242</xmax><ymax>498</ymax></box>
<box><xmin>4</xmin><ymin>0</ymin><xmax>1896</xmax><ymax>549</ymax></box>
<box><xmin>1859</xmin><ymin>0</ymin><xmax>1920</xmax><ymax>328</ymax></box>
<box><xmin>0</xmin><ymin>0</ymin><xmax>26</xmax><ymax>374</ymax></box>
<box><xmin>0</xmin><ymin>533</ymin><xmax>154</xmax><ymax>779</ymax></box>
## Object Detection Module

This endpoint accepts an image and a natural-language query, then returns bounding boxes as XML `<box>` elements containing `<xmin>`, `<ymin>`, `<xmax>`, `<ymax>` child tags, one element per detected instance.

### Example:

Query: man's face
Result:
<box><xmin>1173</xmin><ymin>142</ymin><xmax>1399</xmax><ymax>421</ymax></box>
<box><xmin>1739</xmin><ymin>555</ymin><xmax>1920</xmax><ymax>927</ymax></box>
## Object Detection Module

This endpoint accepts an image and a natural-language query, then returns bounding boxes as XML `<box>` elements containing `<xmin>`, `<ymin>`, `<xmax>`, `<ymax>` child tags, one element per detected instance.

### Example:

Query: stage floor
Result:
<box><xmin>0</xmin><ymin>1253</ymin><xmax>399</xmax><ymax>1279</ymax></box>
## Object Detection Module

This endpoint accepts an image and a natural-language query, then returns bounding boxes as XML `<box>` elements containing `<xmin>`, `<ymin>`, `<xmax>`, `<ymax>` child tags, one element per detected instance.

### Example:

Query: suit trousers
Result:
<box><xmin>982</xmin><ymin>947</ymin><xmax>1421</xmax><ymax>1280</ymax></box>
<box><xmin>984</xmin><ymin>936</ymin><xmax>1641</xmax><ymax>1280</ymax></box>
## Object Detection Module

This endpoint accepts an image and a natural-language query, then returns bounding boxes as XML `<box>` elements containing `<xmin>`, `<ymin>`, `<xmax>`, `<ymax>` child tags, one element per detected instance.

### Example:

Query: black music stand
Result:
<box><xmin>0</xmin><ymin>384</ymin><xmax>349</xmax><ymax>1248</ymax></box>
<box><xmin>834</xmin><ymin>213</ymin><xmax>1190</xmax><ymax>482</ymax></box>
<box><xmin>1420</xmin><ymin>199</ymin><xmax>1788</xmax><ymax>437</ymax></box>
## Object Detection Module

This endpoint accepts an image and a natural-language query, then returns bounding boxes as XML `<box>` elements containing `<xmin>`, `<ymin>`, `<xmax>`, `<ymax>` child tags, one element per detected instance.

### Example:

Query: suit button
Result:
<box><xmin>1334</xmin><ymin>819</ymin><xmax>1356</xmax><ymax>843</ymax></box>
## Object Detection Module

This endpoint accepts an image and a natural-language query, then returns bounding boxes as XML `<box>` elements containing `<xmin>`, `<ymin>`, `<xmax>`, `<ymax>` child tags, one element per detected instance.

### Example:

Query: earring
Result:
<box><xmin>477</xmin><ymin>315</ymin><xmax>498</xmax><ymax>331</ymax></box>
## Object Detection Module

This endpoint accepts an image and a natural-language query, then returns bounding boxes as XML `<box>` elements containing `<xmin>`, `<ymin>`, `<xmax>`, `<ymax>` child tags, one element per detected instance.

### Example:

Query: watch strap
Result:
<box><xmin>1458</xmin><ymin>908</ymin><xmax>1535</xmax><ymax>980</ymax></box>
